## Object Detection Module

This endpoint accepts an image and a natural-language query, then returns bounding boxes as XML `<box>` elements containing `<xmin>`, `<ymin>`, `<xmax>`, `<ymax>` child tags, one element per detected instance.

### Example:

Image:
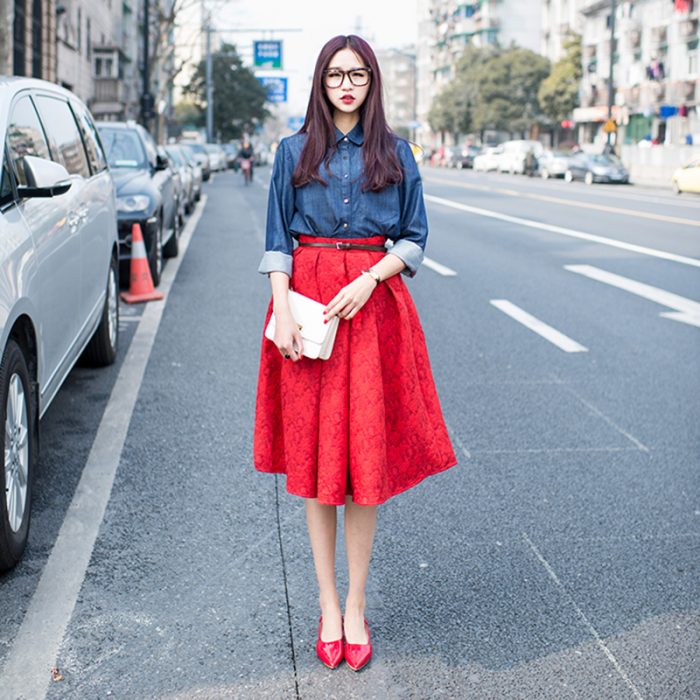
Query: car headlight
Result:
<box><xmin>117</xmin><ymin>195</ymin><xmax>150</xmax><ymax>213</ymax></box>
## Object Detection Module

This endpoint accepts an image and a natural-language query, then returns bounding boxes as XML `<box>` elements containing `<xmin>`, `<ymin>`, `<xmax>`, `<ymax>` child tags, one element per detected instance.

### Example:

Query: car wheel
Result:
<box><xmin>149</xmin><ymin>216</ymin><xmax>163</xmax><ymax>287</ymax></box>
<box><xmin>81</xmin><ymin>256</ymin><xmax>119</xmax><ymax>367</ymax></box>
<box><xmin>564</xmin><ymin>170</ymin><xmax>573</xmax><ymax>183</ymax></box>
<box><xmin>584</xmin><ymin>171</ymin><xmax>594</xmax><ymax>185</ymax></box>
<box><xmin>163</xmin><ymin>206</ymin><xmax>180</xmax><ymax>259</ymax></box>
<box><xmin>0</xmin><ymin>340</ymin><xmax>34</xmax><ymax>571</ymax></box>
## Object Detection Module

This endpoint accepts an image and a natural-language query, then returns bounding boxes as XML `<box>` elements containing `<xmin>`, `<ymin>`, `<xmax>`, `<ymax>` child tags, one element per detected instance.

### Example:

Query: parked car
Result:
<box><xmin>221</xmin><ymin>143</ymin><xmax>238</xmax><ymax>169</ymax></box>
<box><xmin>498</xmin><ymin>139</ymin><xmax>544</xmax><ymax>174</ymax></box>
<box><xmin>672</xmin><ymin>159</ymin><xmax>700</xmax><ymax>194</ymax></box>
<box><xmin>179</xmin><ymin>141</ymin><xmax>211</xmax><ymax>181</ymax></box>
<box><xmin>166</xmin><ymin>144</ymin><xmax>197</xmax><ymax>211</ymax></box>
<box><xmin>178</xmin><ymin>145</ymin><xmax>202</xmax><ymax>201</ymax></box>
<box><xmin>97</xmin><ymin>121</ymin><xmax>179</xmax><ymax>286</ymax></box>
<box><xmin>0</xmin><ymin>77</ymin><xmax>119</xmax><ymax>570</ymax></box>
<box><xmin>159</xmin><ymin>145</ymin><xmax>186</xmax><ymax>226</ymax></box>
<box><xmin>473</xmin><ymin>146</ymin><xmax>504</xmax><ymax>172</ymax></box>
<box><xmin>538</xmin><ymin>150</ymin><xmax>572</xmax><ymax>179</ymax></box>
<box><xmin>564</xmin><ymin>153</ymin><xmax>629</xmax><ymax>184</ymax></box>
<box><xmin>204</xmin><ymin>143</ymin><xmax>225</xmax><ymax>171</ymax></box>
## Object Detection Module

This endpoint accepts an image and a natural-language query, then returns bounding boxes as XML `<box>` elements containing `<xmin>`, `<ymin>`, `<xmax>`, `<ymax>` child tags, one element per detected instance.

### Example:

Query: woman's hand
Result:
<box><xmin>323</xmin><ymin>273</ymin><xmax>378</xmax><ymax>322</ymax></box>
<box><xmin>273</xmin><ymin>308</ymin><xmax>304</xmax><ymax>361</ymax></box>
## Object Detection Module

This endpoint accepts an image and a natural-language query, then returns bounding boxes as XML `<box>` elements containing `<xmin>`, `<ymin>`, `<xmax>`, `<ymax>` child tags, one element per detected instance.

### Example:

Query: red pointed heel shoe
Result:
<box><xmin>316</xmin><ymin>616</ymin><xmax>344</xmax><ymax>669</ymax></box>
<box><xmin>344</xmin><ymin>619</ymin><xmax>372</xmax><ymax>672</ymax></box>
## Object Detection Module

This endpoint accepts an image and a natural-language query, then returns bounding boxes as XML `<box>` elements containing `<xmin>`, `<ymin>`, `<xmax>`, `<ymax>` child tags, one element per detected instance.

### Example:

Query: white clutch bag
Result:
<box><xmin>265</xmin><ymin>290</ymin><xmax>340</xmax><ymax>360</ymax></box>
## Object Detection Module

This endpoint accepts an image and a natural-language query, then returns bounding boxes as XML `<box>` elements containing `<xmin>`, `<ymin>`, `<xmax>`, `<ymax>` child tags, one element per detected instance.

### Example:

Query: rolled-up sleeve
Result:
<box><xmin>392</xmin><ymin>139</ymin><xmax>428</xmax><ymax>277</ymax></box>
<box><xmin>258</xmin><ymin>139</ymin><xmax>295</xmax><ymax>276</ymax></box>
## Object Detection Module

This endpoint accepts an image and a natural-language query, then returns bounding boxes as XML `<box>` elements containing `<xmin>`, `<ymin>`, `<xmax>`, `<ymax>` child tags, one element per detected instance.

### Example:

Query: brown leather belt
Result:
<box><xmin>297</xmin><ymin>241</ymin><xmax>386</xmax><ymax>252</ymax></box>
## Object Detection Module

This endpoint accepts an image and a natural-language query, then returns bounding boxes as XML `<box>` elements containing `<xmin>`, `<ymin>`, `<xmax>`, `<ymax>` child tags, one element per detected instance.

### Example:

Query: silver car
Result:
<box><xmin>0</xmin><ymin>77</ymin><xmax>119</xmax><ymax>570</ymax></box>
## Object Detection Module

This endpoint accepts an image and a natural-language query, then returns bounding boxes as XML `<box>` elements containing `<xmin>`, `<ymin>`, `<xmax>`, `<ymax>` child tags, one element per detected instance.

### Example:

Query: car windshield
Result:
<box><xmin>165</xmin><ymin>147</ymin><xmax>183</xmax><ymax>166</ymax></box>
<box><xmin>182</xmin><ymin>143</ymin><xmax>206</xmax><ymax>155</ymax></box>
<box><xmin>204</xmin><ymin>144</ymin><xmax>220</xmax><ymax>154</ymax></box>
<box><xmin>589</xmin><ymin>154</ymin><xmax>622</xmax><ymax>166</ymax></box>
<box><xmin>99</xmin><ymin>128</ymin><xmax>147</xmax><ymax>169</ymax></box>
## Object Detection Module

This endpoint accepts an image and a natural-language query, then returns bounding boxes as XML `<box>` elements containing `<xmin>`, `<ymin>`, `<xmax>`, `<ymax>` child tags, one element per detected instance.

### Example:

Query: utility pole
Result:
<box><xmin>141</xmin><ymin>0</ymin><xmax>153</xmax><ymax>130</ymax></box>
<box><xmin>606</xmin><ymin>0</ymin><xmax>616</xmax><ymax>148</ymax></box>
<box><xmin>206</xmin><ymin>24</ymin><xmax>213</xmax><ymax>142</ymax></box>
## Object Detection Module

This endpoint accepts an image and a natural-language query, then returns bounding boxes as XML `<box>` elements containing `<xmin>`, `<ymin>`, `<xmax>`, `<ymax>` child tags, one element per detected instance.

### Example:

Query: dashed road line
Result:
<box><xmin>490</xmin><ymin>299</ymin><xmax>588</xmax><ymax>353</ymax></box>
<box><xmin>565</xmin><ymin>264</ymin><xmax>700</xmax><ymax>328</ymax></box>
<box><xmin>0</xmin><ymin>198</ymin><xmax>208</xmax><ymax>700</ymax></box>
<box><xmin>426</xmin><ymin>194</ymin><xmax>700</xmax><ymax>268</ymax></box>
<box><xmin>422</xmin><ymin>256</ymin><xmax>458</xmax><ymax>276</ymax></box>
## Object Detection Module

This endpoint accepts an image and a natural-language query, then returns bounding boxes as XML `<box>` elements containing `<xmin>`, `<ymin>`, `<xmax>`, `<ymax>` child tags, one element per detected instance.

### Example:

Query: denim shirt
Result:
<box><xmin>258</xmin><ymin>121</ymin><xmax>428</xmax><ymax>278</ymax></box>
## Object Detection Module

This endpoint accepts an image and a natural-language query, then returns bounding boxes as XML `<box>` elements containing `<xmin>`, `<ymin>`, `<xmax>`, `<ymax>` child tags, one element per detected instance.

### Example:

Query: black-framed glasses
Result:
<box><xmin>323</xmin><ymin>67</ymin><xmax>372</xmax><ymax>88</ymax></box>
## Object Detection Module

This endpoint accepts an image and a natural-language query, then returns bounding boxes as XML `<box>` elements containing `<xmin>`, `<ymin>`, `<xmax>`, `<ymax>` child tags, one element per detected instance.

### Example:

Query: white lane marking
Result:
<box><xmin>522</xmin><ymin>531</ymin><xmax>644</xmax><ymax>700</ymax></box>
<box><xmin>551</xmin><ymin>375</ymin><xmax>650</xmax><ymax>453</ymax></box>
<box><xmin>0</xmin><ymin>197</ymin><xmax>208</xmax><ymax>700</ymax></box>
<box><xmin>426</xmin><ymin>194</ymin><xmax>700</xmax><ymax>268</ymax></box>
<box><xmin>422</xmin><ymin>256</ymin><xmax>458</xmax><ymax>276</ymax></box>
<box><xmin>565</xmin><ymin>264</ymin><xmax>700</xmax><ymax>328</ymax></box>
<box><xmin>444</xmin><ymin>420</ymin><xmax>471</xmax><ymax>459</ymax></box>
<box><xmin>490</xmin><ymin>299</ymin><xmax>588</xmax><ymax>353</ymax></box>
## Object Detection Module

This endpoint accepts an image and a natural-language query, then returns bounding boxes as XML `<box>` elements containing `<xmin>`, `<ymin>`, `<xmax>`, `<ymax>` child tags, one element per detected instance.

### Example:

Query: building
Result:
<box><xmin>575</xmin><ymin>0</ymin><xmax>699</xmax><ymax>148</ymax></box>
<box><xmin>0</xmin><ymin>0</ymin><xmax>57</xmax><ymax>80</ymax></box>
<box><xmin>377</xmin><ymin>47</ymin><xmax>417</xmax><ymax>139</ymax></box>
<box><xmin>416</xmin><ymin>0</ymin><xmax>544</xmax><ymax>145</ymax></box>
<box><xmin>541</xmin><ymin>0</ymin><xmax>585</xmax><ymax>62</ymax></box>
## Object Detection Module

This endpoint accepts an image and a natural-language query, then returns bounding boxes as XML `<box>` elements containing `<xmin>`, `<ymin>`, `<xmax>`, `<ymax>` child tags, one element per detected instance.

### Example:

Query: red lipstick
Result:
<box><xmin>340</xmin><ymin>95</ymin><xmax>355</xmax><ymax>104</ymax></box>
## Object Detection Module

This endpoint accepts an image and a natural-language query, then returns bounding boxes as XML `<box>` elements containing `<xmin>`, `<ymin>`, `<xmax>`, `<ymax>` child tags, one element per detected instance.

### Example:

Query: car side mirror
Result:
<box><xmin>16</xmin><ymin>155</ymin><xmax>72</xmax><ymax>198</ymax></box>
<box><xmin>155</xmin><ymin>153</ymin><xmax>169</xmax><ymax>171</ymax></box>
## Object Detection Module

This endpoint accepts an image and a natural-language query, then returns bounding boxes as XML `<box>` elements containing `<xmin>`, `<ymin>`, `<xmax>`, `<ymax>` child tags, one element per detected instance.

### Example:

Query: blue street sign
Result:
<box><xmin>258</xmin><ymin>76</ymin><xmax>288</xmax><ymax>103</ymax></box>
<box><xmin>254</xmin><ymin>40</ymin><xmax>283</xmax><ymax>69</ymax></box>
<box><xmin>287</xmin><ymin>116</ymin><xmax>305</xmax><ymax>132</ymax></box>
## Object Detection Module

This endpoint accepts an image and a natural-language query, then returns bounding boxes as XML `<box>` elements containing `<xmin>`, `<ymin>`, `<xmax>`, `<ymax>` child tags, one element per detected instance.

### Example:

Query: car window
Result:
<box><xmin>165</xmin><ymin>147</ymin><xmax>183</xmax><ymax>166</ymax></box>
<box><xmin>98</xmin><ymin>127</ymin><xmax>148</xmax><ymax>169</ymax></box>
<box><xmin>72</xmin><ymin>102</ymin><xmax>108</xmax><ymax>174</ymax></box>
<box><xmin>0</xmin><ymin>149</ymin><xmax>14</xmax><ymax>206</ymax></box>
<box><xmin>6</xmin><ymin>95</ymin><xmax>51</xmax><ymax>187</ymax></box>
<box><xmin>34</xmin><ymin>95</ymin><xmax>90</xmax><ymax>177</ymax></box>
<box><xmin>140</xmin><ymin>128</ymin><xmax>158</xmax><ymax>165</ymax></box>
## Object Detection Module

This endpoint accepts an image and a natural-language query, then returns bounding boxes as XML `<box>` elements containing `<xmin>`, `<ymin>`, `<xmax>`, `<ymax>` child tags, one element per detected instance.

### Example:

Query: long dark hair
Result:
<box><xmin>292</xmin><ymin>35</ymin><xmax>403</xmax><ymax>192</ymax></box>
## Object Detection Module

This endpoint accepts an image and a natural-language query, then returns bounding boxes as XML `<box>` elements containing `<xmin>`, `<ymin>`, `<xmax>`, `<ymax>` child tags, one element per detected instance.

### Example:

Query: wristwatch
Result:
<box><xmin>361</xmin><ymin>268</ymin><xmax>382</xmax><ymax>284</ymax></box>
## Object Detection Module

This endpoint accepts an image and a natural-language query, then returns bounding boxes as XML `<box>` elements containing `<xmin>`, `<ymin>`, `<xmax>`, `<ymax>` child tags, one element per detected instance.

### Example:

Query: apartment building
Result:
<box><xmin>377</xmin><ymin>47</ymin><xmax>417</xmax><ymax>139</ymax></box>
<box><xmin>575</xmin><ymin>0</ymin><xmax>699</xmax><ymax>147</ymax></box>
<box><xmin>416</xmin><ymin>0</ymin><xmax>544</xmax><ymax>145</ymax></box>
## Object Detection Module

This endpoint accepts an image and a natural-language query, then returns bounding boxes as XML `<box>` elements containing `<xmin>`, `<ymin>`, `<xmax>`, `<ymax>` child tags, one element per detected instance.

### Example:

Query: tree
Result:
<box><xmin>472</xmin><ymin>47</ymin><xmax>551</xmax><ymax>136</ymax></box>
<box><xmin>538</xmin><ymin>33</ymin><xmax>583</xmax><ymax>124</ymax></box>
<box><xmin>185</xmin><ymin>43</ymin><xmax>270</xmax><ymax>141</ymax></box>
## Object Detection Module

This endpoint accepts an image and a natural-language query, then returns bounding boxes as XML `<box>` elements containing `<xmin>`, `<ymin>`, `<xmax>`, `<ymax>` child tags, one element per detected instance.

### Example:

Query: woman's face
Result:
<box><xmin>323</xmin><ymin>48</ymin><xmax>371</xmax><ymax>116</ymax></box>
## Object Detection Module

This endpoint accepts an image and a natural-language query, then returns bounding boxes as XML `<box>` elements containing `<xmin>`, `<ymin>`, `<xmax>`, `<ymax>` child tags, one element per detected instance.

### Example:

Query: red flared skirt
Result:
<box><xmin>253</xmin><ymin>235</ymin><xmax>457</xmax><ymax>506</ymax></box>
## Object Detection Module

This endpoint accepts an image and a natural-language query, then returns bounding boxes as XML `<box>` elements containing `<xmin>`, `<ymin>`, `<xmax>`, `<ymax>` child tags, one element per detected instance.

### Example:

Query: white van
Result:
<box><xmin>498</xmin><ymin>139</ymin><xmax>544</xmax><ymax>174</ymax></box>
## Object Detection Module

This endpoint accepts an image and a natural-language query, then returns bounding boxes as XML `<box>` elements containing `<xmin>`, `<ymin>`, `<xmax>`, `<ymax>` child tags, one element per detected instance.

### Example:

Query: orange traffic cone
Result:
<box><xmin>120</xmin><ymin>223</ymin><xmax>164</xmax><ymax>303</ymax></box>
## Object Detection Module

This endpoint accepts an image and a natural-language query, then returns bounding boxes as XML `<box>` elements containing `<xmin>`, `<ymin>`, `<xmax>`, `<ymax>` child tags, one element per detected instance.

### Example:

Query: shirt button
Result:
<box><xmin>343</xmin><ymin>137</ymin><xmax>348</xmax><ymax>142</ymax></box>
<box><xmin>343</xmin><ymin>223</ymin><xmax>349</xmax><ymax>228</ymax></box>
<box><xmin>343</xmin><ymin>197</ymin><xmax>349</xmax><ymax>204</ymax></box>
<box><xmin>344</xmin><ymin>173</ymin><xmax>348</xmax><ymax>178</ymax></box>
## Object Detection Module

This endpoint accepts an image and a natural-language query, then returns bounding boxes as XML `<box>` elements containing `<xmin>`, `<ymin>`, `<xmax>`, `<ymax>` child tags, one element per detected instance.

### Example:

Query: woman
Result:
<box><xmin>254</xmin><ymin>35</ymin><xmax>457</xmax><ymax>671</ymax></box>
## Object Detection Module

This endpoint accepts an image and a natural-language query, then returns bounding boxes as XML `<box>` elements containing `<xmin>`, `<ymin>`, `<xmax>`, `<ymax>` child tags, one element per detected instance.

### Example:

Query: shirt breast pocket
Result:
<box><xmin>360</xmin><ymin>186</ymin><xmax>400</xmax><ymax>232</ymax></box>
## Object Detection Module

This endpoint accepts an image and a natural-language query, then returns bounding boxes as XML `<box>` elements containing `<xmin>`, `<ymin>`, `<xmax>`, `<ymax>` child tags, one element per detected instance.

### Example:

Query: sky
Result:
<box><xmin>210</xmin><ymin>0</ymin><xmax>419</xmax><ymax>117</ymax></box>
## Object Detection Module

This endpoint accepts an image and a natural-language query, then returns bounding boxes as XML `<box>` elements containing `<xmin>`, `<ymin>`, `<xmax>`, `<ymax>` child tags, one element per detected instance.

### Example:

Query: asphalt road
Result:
<box><xmin>0</xmin><ymin>164</ymin><xmax>698</xmax><ymax>699</ymax></box>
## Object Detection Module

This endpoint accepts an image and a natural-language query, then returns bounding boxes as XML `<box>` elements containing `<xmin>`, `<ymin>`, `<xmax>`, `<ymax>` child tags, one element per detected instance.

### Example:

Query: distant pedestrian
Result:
<box><xmin>237</xmin><ymin>137</ymin><xmax>254</xmax><ymax>184</ymax></box>
<box><xmin>254</xmin><ymin>34</ymin><xmax>457</xmax><ymax>672</ymax></box>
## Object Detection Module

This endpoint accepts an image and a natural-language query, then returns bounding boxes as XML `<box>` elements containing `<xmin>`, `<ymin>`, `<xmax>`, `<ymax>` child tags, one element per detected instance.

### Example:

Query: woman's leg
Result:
<box><xmin>305</xmin><ymin>498</ymin><xmax>343</xmax><ymax>641</ymax></box>
<box><xmin>343</xmin><ymin>495</ymin><xmax>377</xmax><ymax>644</ymax></box>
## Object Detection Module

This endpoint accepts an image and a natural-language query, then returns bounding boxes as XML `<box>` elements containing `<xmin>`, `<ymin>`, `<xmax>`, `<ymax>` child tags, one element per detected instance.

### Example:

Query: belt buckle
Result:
<box><xmin>336</xmin><ymin>241</ymin><xmax>350</xmax><ymax>250</ymax></box>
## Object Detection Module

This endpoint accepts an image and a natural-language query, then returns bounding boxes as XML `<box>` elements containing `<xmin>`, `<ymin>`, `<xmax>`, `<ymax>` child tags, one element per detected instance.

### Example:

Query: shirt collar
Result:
<box><xmin>334</xmin><ymin>121</ymin><xmax>364</xmax><ymax>146</ymax></box>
